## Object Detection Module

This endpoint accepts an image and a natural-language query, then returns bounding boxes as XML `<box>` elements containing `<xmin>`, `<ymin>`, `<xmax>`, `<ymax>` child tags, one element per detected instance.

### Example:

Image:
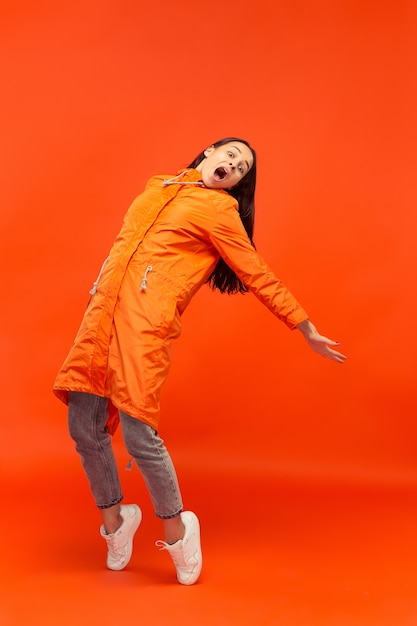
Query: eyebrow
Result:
<box><xmin>231</xmin><ymin>145</ymin><xmax>250</xmax><ymax>171</ymax></box>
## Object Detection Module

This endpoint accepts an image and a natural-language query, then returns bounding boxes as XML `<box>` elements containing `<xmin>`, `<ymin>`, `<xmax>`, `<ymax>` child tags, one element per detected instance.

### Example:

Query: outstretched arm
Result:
<box><xmin>207</xmin><ymin>199</ymin><xmax>347</xmax><ymax>357</ymax></box>
<box><xmin>296</xmin><ymin>319</ymin><xmax>347</xmax><ymax>364</ymax></box>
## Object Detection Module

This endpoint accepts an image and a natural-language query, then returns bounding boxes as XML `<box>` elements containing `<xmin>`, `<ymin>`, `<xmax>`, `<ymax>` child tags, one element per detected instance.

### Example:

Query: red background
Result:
<box><xmin>1</xmin><ymin>1</ymin><xmax>416</xmax><ymax>624</ymax></box>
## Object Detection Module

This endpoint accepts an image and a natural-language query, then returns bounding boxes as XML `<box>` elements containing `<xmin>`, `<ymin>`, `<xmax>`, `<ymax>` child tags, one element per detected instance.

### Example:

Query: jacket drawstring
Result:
<box><xmin>162</xmin><ymin>170</ymin><xmax>204</xmax><ymax>187</ymax></box>
<box><xmin>141</xmin><ymin>265</ymin><xmax>153</xmax><ymax>291</ymax></box>
<box><xmin>89</xmin><ymin>256</ymin><xmax>110</xmax><ymax>295</ymax></box>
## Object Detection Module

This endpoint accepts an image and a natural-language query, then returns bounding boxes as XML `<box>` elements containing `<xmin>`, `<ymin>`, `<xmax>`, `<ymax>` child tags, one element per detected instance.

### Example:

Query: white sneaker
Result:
<box><xmin>100</xmin><ymin>504</ymin><xmax>142</xmax><ymax>570</ymax></box>
<box><xmin>156</xmin><ymin>511</ymin><xmax>202</xmax><ymax>585</ymax></box>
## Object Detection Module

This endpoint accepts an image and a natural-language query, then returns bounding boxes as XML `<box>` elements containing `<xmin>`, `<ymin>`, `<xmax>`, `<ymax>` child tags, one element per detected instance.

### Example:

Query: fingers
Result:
<box><xmin>326</xmin><ymin>347</ymin><xmax>347</xmax><ymax>363</ymax></box>
<box><xmin>320</xmin><ymin>336</ymin><xmax>340</xmax><ymax>347</ymax></box>
<box><xmin>312</xmin><ymin>339</ymin><xmax>347</xmax><ymax>362</ymax></box>
<box><xmin>316</xmin><ymin>335</ymin><xmax>347</xmax><ymax>362</ymax></box>
<box><xmin>305</xmin><ymin>332</ymin><xmax>347</xmax><ymax>363</ymax></box>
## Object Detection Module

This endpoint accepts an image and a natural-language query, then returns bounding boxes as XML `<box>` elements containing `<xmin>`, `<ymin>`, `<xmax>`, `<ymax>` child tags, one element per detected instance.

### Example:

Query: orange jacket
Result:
<box><xmin>54</xmin><ymin>169</ymin><xmax>308</xmax><ymax>434</ymax></box>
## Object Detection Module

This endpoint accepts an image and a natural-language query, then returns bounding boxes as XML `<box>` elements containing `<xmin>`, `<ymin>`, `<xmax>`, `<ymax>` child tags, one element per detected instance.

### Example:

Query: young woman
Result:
<box><xmin>54</xmin><ymin>137</ymin><xmax>346</xmax><ymax>586</ymax></box>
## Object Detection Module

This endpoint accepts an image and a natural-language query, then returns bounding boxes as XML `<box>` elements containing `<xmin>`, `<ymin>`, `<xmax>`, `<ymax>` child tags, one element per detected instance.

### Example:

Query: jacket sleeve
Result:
<box><xmin>209</xmin><ymin>197</ymin><xmax>309</xmax><ymax>330</ymax></box>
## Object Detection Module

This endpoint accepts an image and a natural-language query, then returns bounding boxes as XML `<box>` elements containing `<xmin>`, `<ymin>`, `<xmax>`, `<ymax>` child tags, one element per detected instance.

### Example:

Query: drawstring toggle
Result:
<box><xmin>141</xmin><ymin>265</ymin><xmax>153</xmax><ymax>291</ymax></box>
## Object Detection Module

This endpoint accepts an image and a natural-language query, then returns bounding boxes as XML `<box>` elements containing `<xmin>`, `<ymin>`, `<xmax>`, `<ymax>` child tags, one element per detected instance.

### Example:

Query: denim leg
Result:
<box><xmin>68</xmin><ymin>391</ymin><xmax>123</xmax><ymax>509</ymax></box>
<box><xmin>119</xmin><ymin>412</ymin><xmax>183</xmax><ymax>519</ymax></box>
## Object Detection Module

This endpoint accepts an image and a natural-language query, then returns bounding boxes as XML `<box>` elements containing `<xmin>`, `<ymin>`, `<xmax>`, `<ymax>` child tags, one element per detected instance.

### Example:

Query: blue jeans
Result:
<box><xmin>68</xmin><ymin>391</ymin><xmax>183</xmax><ymax>519</ymax></box>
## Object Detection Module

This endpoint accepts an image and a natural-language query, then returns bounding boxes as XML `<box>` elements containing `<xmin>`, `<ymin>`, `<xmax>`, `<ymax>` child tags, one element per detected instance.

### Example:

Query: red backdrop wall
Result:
<box><xmin>1</xmin><ymin>0</ymin><xmax>416</xmax><ymax>486</ymax></box>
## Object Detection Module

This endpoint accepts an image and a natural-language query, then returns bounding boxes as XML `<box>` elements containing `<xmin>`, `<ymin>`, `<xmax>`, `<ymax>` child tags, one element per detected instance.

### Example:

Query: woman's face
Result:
<box><xmin>196</xmin><ymin>141</ymin><xmax>254</xmax><ymax>189</ymax></box>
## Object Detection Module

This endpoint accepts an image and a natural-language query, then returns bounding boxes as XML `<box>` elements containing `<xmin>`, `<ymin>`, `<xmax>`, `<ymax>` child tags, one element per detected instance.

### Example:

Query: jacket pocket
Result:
<box><xmin>137</xmin><ymin>264</ymin><xmax>181</xmax><ymax>340</ymax></box>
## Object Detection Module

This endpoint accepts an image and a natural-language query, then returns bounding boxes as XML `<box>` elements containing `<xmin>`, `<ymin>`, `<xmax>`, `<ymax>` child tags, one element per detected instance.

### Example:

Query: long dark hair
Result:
<box><xmin>187</xmin><ymin>137</ymin><xmax>257</xmax><ymax>294</ymax></box>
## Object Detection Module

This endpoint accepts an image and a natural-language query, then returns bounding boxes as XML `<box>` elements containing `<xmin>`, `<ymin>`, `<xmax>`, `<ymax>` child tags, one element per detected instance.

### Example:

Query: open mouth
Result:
<box><xmin>214</xmin><ymin>167</ymin><xmax>228</xmax><ymax>181</ymax></box>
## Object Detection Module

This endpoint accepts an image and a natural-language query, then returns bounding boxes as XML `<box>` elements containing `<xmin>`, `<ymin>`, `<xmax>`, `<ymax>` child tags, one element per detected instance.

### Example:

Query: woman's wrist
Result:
<box><xmin>296</xmin><ymin>319</ymin><xmax>316</xmax><ymax>337</ymax></box>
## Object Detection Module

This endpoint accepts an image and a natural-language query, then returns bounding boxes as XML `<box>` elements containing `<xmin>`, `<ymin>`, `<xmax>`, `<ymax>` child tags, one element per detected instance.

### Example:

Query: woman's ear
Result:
<box><xmin>203</xmin><ymin>145</ymin><xmax>215</xmax><ymax>157</ymax></box>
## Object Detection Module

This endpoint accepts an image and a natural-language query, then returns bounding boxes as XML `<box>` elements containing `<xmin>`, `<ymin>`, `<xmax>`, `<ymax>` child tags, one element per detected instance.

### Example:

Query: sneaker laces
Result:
<box><xmin>155</xmin><ymin>539</ymin><xmax>175</xmax><ymax>554</ymax></box>
<box><xmin>105</xmin><ymin>531</ymin><xmax>126</xmax><ymax>557</ymax></box>
<box><xmin>155</xmin><ymin>540</ymin><xmax>196</xmax><ymax>571</ymax></box>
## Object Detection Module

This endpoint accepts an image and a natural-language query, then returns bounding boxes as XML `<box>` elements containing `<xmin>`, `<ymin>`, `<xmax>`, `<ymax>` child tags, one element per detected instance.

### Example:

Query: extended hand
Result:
<box><xmin>296</xmin><ymin>319</ymin><xmax>347</xmax><ymax>364</ymax></box>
